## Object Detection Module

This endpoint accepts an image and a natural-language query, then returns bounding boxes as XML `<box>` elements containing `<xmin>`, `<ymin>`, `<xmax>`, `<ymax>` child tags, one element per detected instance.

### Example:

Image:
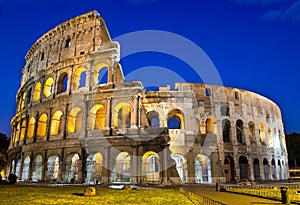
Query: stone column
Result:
<box><xmin>46</xmin><ymin>108</ymin><xmax>53</xmax><ymax>141</ymax></box>
<box><xmin>58</xmin><ymin>148</ymin><xmax>65</xmax><ymax>183</ymax></box>
<box><xmin>130</xmin><ymin>146</ymin><xmax>138</xmax><ymax>184</ymax></box>
<box><xmin>28</xmin><ymin>151</ymin><xmax>35</xmax><ymax>181</ymax></box>
<box><xmin>33</xmin><ymin>112</ymin><xmax>39</xmax><ymax>143</ymax></box>
<box><xmin>42</xmin><ymin>150</ymin><xmax>48</xmax><ymax>182</ymax></box>
<box><xmin>103</xmin><ymin>146</ymin><xmax>110</xmax><ymax>183</ymax></box>
<box><xmin>249</xmin><ymin>158</ymin><xmax>254</xmax><ymax>181</ymax></box>
<box><xmin>105</xmin><ymin>98</ymin><xmax>112</xmax><ymax>130</ymax></box>
<box><xmin>162</xmin><ymin>145</ymin><xmax>168</xmax><ymax>183</ymax></box>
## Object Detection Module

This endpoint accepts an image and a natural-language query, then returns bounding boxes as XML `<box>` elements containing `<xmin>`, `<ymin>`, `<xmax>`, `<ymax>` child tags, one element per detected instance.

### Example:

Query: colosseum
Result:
<box><xmin>7</xmin><ymin>10</ymin><xmax>289</xmax><ymax>184</ymax></box>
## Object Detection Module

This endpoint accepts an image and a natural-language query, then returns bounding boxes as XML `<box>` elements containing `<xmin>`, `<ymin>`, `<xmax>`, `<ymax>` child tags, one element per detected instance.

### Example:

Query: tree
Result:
<box><xmin>285</xmin><ymin>132</ymin><xmax>300</xmax><ymax>168</ymax></box>
<box><xmin>0</xmin><ymin>133</ymin><xmax>9</xmax><ymax>173</ymax></box>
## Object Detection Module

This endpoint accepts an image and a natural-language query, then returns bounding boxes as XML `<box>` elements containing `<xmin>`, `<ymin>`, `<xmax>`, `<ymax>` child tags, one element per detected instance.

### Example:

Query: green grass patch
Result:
<box><xmin>0</xmin><ymin>185</ymin><xmax>201</xmax><ymax>205</ymax></box>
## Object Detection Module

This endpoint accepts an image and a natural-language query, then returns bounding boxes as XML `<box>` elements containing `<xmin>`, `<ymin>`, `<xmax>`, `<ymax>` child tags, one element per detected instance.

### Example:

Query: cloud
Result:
<box><xmin>261</xmin><ymin>0</ymin><xmax>300</xmax><ymax>21</ymax></box>
<box><xmin>228</xmin><ymin>0</ymin><xmax>285</xmax><ymax>6</ymax></box>
<box><xmin>128</xmin><ymin>0</ymin><xmax>157</xmax><ymax>4</ymax></box>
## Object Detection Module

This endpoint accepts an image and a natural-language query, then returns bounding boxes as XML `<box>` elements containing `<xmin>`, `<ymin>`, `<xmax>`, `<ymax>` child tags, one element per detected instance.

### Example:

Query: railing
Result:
<box><xmin>224</xmin><ymin>184</ymin><xmax>300</xmax><ymax>204</ymax></box>
<box><xmin>179</xmin><ymin>188</ymin><xmax>226</xmax><ymax>205</ymax></box>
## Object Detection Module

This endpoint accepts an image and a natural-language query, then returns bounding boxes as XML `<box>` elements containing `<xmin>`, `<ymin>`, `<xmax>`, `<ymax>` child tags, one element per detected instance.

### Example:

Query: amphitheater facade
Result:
<box><xmin>7</xmin><ymin>11</ymin><xmax>289</xmax><ymax>184</ymax></box>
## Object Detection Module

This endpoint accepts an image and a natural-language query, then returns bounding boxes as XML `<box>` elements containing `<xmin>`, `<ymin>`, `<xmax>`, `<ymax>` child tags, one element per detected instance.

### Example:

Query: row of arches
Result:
<box><xmin>18</xmin><ymin>64</ymin><xmax>109</xmax><ymax>112</ymax></box>
<box><xmin>10</xmin><ymin>152</ymin><xmax>211</xmax><ymax>184</ymax></box>
<box><xmin>224</xmin><ymin>156</ymin><xmax>288</xmax><ymax>182</ymax></box>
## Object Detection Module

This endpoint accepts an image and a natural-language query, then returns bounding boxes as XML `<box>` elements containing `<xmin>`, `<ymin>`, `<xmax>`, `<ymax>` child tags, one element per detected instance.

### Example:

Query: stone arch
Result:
<box><xmin>46</xmin><ymin>155</ymin><xmax>59</xmax><ymax>182</ymax></box>
<box><xmin>224</xmin><ymin>156</ymin><xmax>235</xmax><ymax>182</ymax></box>
<box><xmin>239</xmin><ymin>156</ymin><xmax>249</xmax><ymax>181</ymax></box>
<box><xmin>19</xmin><ymin>119</ymin><xmax>26</xmax><ymax>142</ymax></box>
<box><xmin>248</xmin><ymin>121</ymin><xmax>255</xmax><ymax>140</ymax></box>
<box><xmin>73</xmin><ymin>67</ymin><xmax>87</xmax><ymax>90</ymax></box>
<box><xmin>167</xmin><ymin>109</ymin><xmax>185</xmax><ymax>129</ymax></box>
<box><xmin>33</xmin><ymin>82</ymin><xmax>41</xmax><ymax>102</ymax></box>
<box><xmin>147</xmin><ymin>110</ymin><xmax>160</xmax><ymax>128</ymax></box>
<box><xmin>21</xmin><ymin>156</ymin><xmax>30</xmax><ymax>181</ymax></box>
<box><xmin>27</xmin><ymin>117</ymin><xmax>35</xmax><ymax>139</ymax></box>
<box><xmin>86</xmin><ymin>152</ymin><xmax>103</xmax><ymax>184</ymax></box>
<box><xmin>16</xmin><ymin>159</ymin><xmax>21</xmax><ymax>179</ymax></box>
<box><xmin>195</xmin><ymin>154</ymin><xmax>211</xmax><ymax>183</ymax></box>
<box><xmin>253</xmin><ymin>158</ymin><xmax>261</xmax><ymax>181</ymax></box>
<box><xmin>222</xmin><ymin>119</ymin><xmax>231</xmax><ymax>143</ymax></box>
<box><xmin>142</xmin><ymin>151</ymin><xmax>160</xmax><ymax>183</ymax></box>
<box><xmin>236</xmin><ymin>119</ymin><xmax>244</xmax><ymax>144</ymax></box>
<box><xmin>94</xmin><ymin>63</ymin><xmax>109</xmax><ymax>86</ymax></box>
<box><xmin>32</xmin><ymin>154</ymin><xmax>43</xmax><ymax>181</ymax></box>
<box><xmin>37</xmin><ymin>113</ymin><xmax>48</xmax><ymax>137</ymax></box>
<box><xmin>50</xmin><ymin>110</ymin><xmax>63</xmax><ymax>135</ymax></box>
<box><xmin>89</xmin><ymin>104</ymin><xmax>106</xmax><ymax>130</ymax></box>
<box><xmin>259</xmin><ymin>123</ymin><xmax>266</xmax><ymax>144</ymax></box>
<box><xmin>111</xmin><ymin>152</ymin><xmax>131</xmax><ymax>183</ymax></box>
<box><xmin>271</xmin><ymin>159</ymin><xmax>276</xmax><ymax>180</ymax></box>
<box><xmin>206</xmin><ymin>116</ymin><xmax>217</xmax><ymax>134</ymax></box>
<box><xmin>20</xmin><ymin>91</ymin><xmax>26</xmax><ymax>110</ymax></box>
<box><xmin>65</xmin><ymin>153</ymin><xmax>80</xmax><ymax>183</ymax></box>
<box><xmin>57</xmin><ymin>72</ymin><xmax>68</xmax><ymax>94</ymax></box>
<box><xmin>43</xmin><ymin>77</ymin><xmax>54</xmax><ymax>98</ymax></box>
<box><xmin>14</xmin><ymin>122</ymin><xmax>20</xmax><ymax>144</ymax></box>
<box><xmin>113</xmin><ymin>102</ymin><xmax>131</xmax><ymax>129</ymax></box>
<box><xmin>68</xmin><ymin>107</ymin><xmax>83</xmax><ymax>133</ymax></box>
<box><xmin>263</xmin><ymin>158</ymin><xmax>269</xmax><ymax>180</ymax></box>
<box><xmin>267</xmin><ymin>127</ymin><xmax>273</xmax><ymax>148</ymax></box>
<box><xmin>277</xmin><ymin>160</ymin><xmax>282</xmax><ymax>180</ymax></box>
<box><xmin>171</xmin><ymin>154</ymin><xmax>188</xmax><ymax>183</ymax></box>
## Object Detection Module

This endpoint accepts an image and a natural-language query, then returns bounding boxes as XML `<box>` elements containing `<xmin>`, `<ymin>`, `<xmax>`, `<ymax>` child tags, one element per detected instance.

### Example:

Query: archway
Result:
<box><xmin>65</xmin><ymin>153</ymin><xmax>80</xmax><ymax>183</ymax></box>
<box><xmin>239</xmin><ymin>156</ymin><xmax>249</xmax><ymax>181</ymax></box>
<box><xmin>263</xmin><ymin>159</ymin><xmax>269</xmax><ymax>180</ymax></box>
<box><xmin>111</xmin><ymin>152</ymin><xmax>130</xmax><ymax>183</ymax></box>
<box><xmin>171</xmin><ymin>154</ymin><xmax>188</xmax><ymax>183</ymax></box>
<box><xmin>46</xmin><ymin>156</ymin><xmax>59</xmax><ymax>182</ymax></box>
<box><xmin>32</xmin><ymin>154</ymin><xmax>43</xmax><ymax>181</ymax></box>
<box><xmin>271</xmin><ymin>159</ymin><xmax>276</xmax><ymax>180</ymax></box>
<box><xmin>277</xmin><ymin>160</ymin><xmax>282</xmax><ymax>180</ymax></box>
<box><xmin>253</xmin><ymin>158</ymin><xmax>260</xmax><ymax>181</ymax></box>
<box><xmin>86</xmin><ymin>152</ymin><xmax>103</xmax><ymax>184</ymax></box>
<box><xmin>142</xmin><ymin>151</ymin><xmax>160</xmax><ymax>183</ymax></box>
<box><xmin>16</xmin><ymin>159</ymin><xmax>21</xmax><ymax>179</ymax></box>
<box><xmin>21</xmin><ymin>156</ymin><xmax>30</xmax><ymax>181</ymax></box>
<box><xmin>224</xmin><ymin>156</ymin><xmax>234</xmax><ymax>182</ymax></box>
<box><xmin>195</xmin><ymin>154</ymin><xmax>211</xmax><ymax>183</ymax></box>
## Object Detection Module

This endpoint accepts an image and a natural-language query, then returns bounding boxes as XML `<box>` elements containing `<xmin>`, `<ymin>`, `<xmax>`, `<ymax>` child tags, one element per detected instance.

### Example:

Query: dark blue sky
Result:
<box><xmin>0</xmin><ymin>0</ymin><xmax>299</xmax><ymax>136</ymax></box>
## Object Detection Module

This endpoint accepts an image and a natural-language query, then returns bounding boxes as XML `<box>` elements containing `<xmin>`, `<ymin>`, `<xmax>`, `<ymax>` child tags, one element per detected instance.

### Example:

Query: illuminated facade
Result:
<box><xmin>7</xmin><ymin>11</ymin><xmax>289</xmax><ymax>184</ymax></box>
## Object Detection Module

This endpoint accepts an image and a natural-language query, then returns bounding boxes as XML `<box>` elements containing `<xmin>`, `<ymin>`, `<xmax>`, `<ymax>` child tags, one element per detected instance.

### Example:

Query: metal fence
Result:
<box><xmin>179</xmin><ymin>188</ymin><xmax>226</xmax><ymax>205</ymax></box>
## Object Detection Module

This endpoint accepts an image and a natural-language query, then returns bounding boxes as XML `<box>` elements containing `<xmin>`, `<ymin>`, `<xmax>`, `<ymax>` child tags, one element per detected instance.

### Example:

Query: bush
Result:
<box><xmin>8</xmin><ymin>174</ymin><xmax>17</xmax><ymax>184</ymax></box>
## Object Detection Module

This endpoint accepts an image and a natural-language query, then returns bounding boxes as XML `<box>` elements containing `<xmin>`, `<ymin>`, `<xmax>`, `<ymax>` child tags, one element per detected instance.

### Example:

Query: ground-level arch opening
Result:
<box><xmin>111</xmin><ymin>152</ymin><xmax>130</xmax><ymax>183</ymax></box>
<box><xmin>195</xmin><ymin>154</ymin><xmax>211</xmax><ymax>183</ymax></box>
<box><xmin>142</xmin><ymin>151</ymin><xmax>160</xmax><ymax>183</ymax></box>
<box><xmin>86</xmin><ymin>152</ymin><xmax>103</xmax><ymax>184</ymax></box>
<box><xmin>47</xmin><ymin>156</ymin><xmax>59</xmax><ymax>182</ymax></box>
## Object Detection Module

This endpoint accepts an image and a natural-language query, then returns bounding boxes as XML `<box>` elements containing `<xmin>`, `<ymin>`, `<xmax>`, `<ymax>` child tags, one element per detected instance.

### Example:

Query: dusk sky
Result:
<box><xmin>0</xmin><ymin>0</ymin><xmax>299</xmax><ymax>136</ymax></box>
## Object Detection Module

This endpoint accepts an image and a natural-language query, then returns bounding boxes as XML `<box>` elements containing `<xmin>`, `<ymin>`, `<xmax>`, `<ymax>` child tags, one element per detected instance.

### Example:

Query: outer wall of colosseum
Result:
<box><xmin>7</xmin><ymin>11</ymin><xmax>289</xmax><ymax>184</ymax></box>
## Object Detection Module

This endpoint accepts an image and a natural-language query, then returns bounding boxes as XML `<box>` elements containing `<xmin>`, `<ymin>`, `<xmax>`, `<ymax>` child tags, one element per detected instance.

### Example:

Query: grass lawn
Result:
<box><xmin>0</xmin><ymin>185</ymin><xmax>201</xmax><ymax>205</ymax></box>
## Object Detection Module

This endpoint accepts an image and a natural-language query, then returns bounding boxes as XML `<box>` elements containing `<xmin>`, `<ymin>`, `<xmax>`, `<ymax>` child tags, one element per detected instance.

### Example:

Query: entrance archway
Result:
<box><xmin>171</xmin><ymin>154</ymin><xmax>188</xmax><ymax>183</ymax></box>
<box><xmin>253</xmin><ymin>158</ymin><xmax>260</xmax><ymax>181</ymax></box>
<box><xmin>239</xmin><ymin>156</ymin><xmax>249</xmax><ymax>181</ymax></box>
<box><xmin>32</xmin><ymin>155</ymin><xmax>43</xmax><ymax>181</ymax></box>
<box><xmin>21</xmin><ymin>156</ymin><xmax>30</xmax><ymax>181</ymax></box>
<box><xmin>47</xmin><ymin>156</ymin><xmax>59</xmax><ymax>182</ymax></box>
<box><xmin>224</xmin><ymin>156</ymin><xmax>234</xmax><ymax>182</ymax></box>
<box><xmin>65</xmin><ymin>153</ymin><xmax>80</xmax><ymax>183</ymax></box>
<box><xmin>142</xmin><ymin>151</ymin><xmax>160</xmax><ymax>183</ymax></box>
<box><xmin>195</xmin><ymin>154</ymin><xmax>211</xmax><ymax>183</ymax></box>
<box><xmin>86</xmin><ymin>152</ymin><xmax>103</xmax><ymax>184</ymax></box>
<box><xmin>111</xmin><ymin>152</ymin><xmax>130</xmax><ymax>183</ymax></box>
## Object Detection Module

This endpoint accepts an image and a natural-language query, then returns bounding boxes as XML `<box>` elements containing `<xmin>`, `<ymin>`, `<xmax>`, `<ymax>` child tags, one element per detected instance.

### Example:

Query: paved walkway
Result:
<box><xmin>181</xmin><ymin>184</ymin><xmax>282</xmax><ymax>205</ymax></box>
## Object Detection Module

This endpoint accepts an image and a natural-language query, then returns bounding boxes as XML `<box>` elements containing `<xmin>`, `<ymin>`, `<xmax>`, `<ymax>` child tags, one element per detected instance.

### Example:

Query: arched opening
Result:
<box><xmin>50</xmin><ymin>110</ymin><xmax>63</xmax><ymax>135</ymax></box>
<box><xmin>37</xmin><ymin>114</ymin><xmax>47</xmax><ymax>137</ymax></box>
<box><xmin>20</xmin><ymin>92</ymin><xmax>26</xmax><ymax>110</ymax></box>
<box><xmin>65</xmin><ymin>153</ymin><xmax>80</xmax><ymax>183</ymax></box>
<box><xmin>33</xmin><ymin>82</ymin><xmax>41</xmax><ymax>102</ymax></box>
<box><xmin>27</xmin><ymin>117</ymin><xmax>35</xmax><ymax>138</ymax></box>
<box><xmin>239</xmin><ymin>156</ymin><xmax>249</xmax><ymax>181</ymax></box>
<box><xmin>271</xmin><ymin>159</ymin><xmax>276</xmax><ymax>180</ymax></box>
<box><xmin>43</xmin><ymin>77</ymin><xmax>54</xmax><ymax>98</ymax></box>
<box><xmin>248</xmin><ymin>121</ymin><xmax>255</xmax><ymax>143</ymax></box>
<box><xmin>195</xmin><ymin>154</ymin><xmax>211</xmax><ymax>183</ymax></box>
<box><xmin>46</xmin><ymin>156</ymin><xmax>59</xmax><ymax>182</ymax></box>
<box><xmin>73</xmin><ymin>67</ymin><xmax>87</xmax><ymax>89</ymax></box>
<box><xmin>68</xmin><ymin>107</ymin><xmax>82</xmax><ymax>133</ymax></box>
<box><xmin>111</xmin><ymin>152</ymin><xmax>130</xmax><ymax>183</ymax></box>
<box><xmin>89</xmin><ymin>104</ymin><xmax>106</xmax><ymax>130</ymax></box>
<box><xmin>21</xmin><ymin>156</ymin><xmax>30</xmax><ymax>181</ymax></box>
<box><xmin>147</xmin><ymin>111</ymin><xmax>160</xmax><ymax>128</ymax></box>
<box><xmin>142</xmin><ymin>151</ymin><xmax>160</xmax><ymax>183</ymax></box>
<box><xmin>224</xmin><ymin>156</ymin><xmax>235</xmax><ymax>182</ymax></box>
<box><xmin>19</xmin><ymin>120</ymin><xmax>26</xmax><ymax>142</ymax></box>
<box><xmin>263</xmin><ymin>158</ymin><xmax>269</xmax><ymax>180</ymax></box>
<box><xmin>57</xmin><ymin>72</ymin><xmax>68</xmax><ymax>94</ymax></box>
<box><xmin>14</xmin><ymin>122</ymin><xmax>20</xmax><ymax>144</ymax></box>
<box><xmin>267</xmin><ymin>127</ymin><xmax>273</xmax><ymax>148</ymax></box>
<box><xmin>206</xmin><ymin>116</ymin><xmax>217</xmax><ymax>134</ymax></box>
<box><xmin>167</xmin><ymin>109</ymin><xmax>184</xmax><ymax>129</ymax></box>
<box><xmin>253</xmin><ymin>158</ymin><xmax>261</xmax><ymax>181</ymax></box>
<box><xmin>86</xmin><ymin>152</ymin><xmax>103</xmax><ymax>184</ymax></box>
<box><xmin>16</xmin><ymin>159</ymin><xmax>21</xmax><ymax>179</ymax></box>
<box><xmin>94</xmin><ymin>63</ymin><xmax>109</xmax><ymax>86</ymax></box>
<box><xmin>11</xmin><ymin>160</ymin><xmax>15</xmax><ymax>175</ymax></box>
<box><xmin>113</xmin><ymin>103</ymin><xmax>131</xmax><ymax>129</ymax></box>
<box><xmin>236</xmin><ymin>120</ymin><xmax>244</xmax><ymax>144</ymax></box>
<box><xmin>277</xmin><ymin>160</ymin><xmax>282</xmax><ymax>180</ymax></box>
<box><xmin>171</xmin><ymin>154</ymin><xmax>188</xmax><ymax>183</ymax></box>
<box><xmin>32</xmin><ymin>155</ymin><xmax>43</xmax><ymax>181</ymax></box>
<box><xmin>222</xmin><ymin>119</ymin><xmax>231</xmax><ymax>143</ymax></box>
<box><xmin>259</xmin><ymin>123</ymin><xmax>266</xmax><ymax>144</ymax></box>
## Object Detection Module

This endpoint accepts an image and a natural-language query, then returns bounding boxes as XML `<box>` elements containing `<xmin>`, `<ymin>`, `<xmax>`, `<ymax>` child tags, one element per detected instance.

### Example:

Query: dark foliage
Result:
<box><xmin>286</xmin><ymin>132</ymin><xmax>300</xmax><ymax>168</ymax></box>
